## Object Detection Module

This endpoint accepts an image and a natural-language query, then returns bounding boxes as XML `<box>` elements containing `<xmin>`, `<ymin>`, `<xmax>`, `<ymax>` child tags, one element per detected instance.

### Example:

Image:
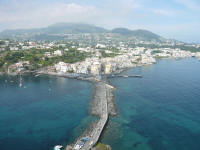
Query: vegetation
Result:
<box><xmin>0</xmin><ymin>48</ymin><xmax>91</xmax><ymax>71</ymax></box>
<box><xmin>151</xmin><ymin>50</ymin><xmax>162</xmax><ymax>54</ymax></box>
<box><xmin>0</xmin><ymin>59</ymin><xmax>4</xmax><ymax>68</ymax></box>
<box><xmin>109</xmin><ymin>47</ymin><xmax>119</xmax><ymax>53</ymax></box>
<box><xmin>100</xmin><ymin>51</ymin><xmax>119</xmax><ymax>58</ymax></box>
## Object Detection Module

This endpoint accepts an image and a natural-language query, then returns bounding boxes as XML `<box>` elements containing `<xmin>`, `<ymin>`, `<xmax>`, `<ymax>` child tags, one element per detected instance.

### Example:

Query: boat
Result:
<box><xmin>54</xmin><ymin>145</ymin><xmax>63</xmax><ymax>150</ymax></box>
<box><xmin>123</xmin><ymin>75</ymin><xmax>129</xmax><ymax>78</ymax></box>
<box><xmin>19</xmin><ymin>71</ymin><xmax>22</xmax><ymax>87</ymax></box>
<box><xmin>35</xmin><ymin>74</ymin><xmax>40</xmax><ymax>77</ymax></box>
<box><xmin>19</xmin><ymin>82</ymin><xmax>22</xmax><ymax>87</ymax></box>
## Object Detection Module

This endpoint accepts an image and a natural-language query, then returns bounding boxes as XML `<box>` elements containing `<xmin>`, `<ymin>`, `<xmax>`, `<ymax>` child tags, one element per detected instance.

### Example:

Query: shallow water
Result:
<box><xmin>0</xmin><ymin>75</ymin><xmax>93</xmax><ymax>150</ymax></box>
<box><xmin>102</xmin><ymin>58</ymin><xmax>200</xmax><ymax>150</ymax></box>
<box><xmin>1</xmin><ymin>58</ymin><xmax>200</xmax><ymax>150</ymax></box>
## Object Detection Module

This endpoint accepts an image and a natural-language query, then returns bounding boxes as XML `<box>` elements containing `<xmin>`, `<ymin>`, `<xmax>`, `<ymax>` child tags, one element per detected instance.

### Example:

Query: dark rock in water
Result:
<box><xmin>92</xmin><ymin>143</ymin><xmax>112</xmax><ymax>150</ymax></box>
<box><xmin>133</xmin><ymin>141</ymin><xmax>142</xmax><ymax>147</ymax></box>
<box><xmin>7</xmin><ymin>128</ymin><xmax>15</xmax><ymax>134</ymax></box>
<box><xmin>26</xmin><ymin>128</ymin><xmax>33</xmax><ymax>135</ymax></box>
<box><xmin>66</xmin><ymin>145</ymin><xmax>72</xmax><ymax>150</ymax></box>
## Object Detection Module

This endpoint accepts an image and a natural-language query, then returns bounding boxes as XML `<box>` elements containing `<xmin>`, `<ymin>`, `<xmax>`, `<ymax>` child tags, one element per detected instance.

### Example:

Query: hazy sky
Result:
<box><xmin>0</xmin><ymin>0</ymin><xmax>200</xmax><ymax>42</ymax></box>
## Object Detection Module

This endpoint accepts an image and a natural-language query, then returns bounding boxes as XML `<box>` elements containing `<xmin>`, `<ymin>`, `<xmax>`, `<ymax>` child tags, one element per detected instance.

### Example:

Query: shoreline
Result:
<box><xmin>1</xmin><ymin>56</ymin><xmax>196</xmax><ymax>77</ymax></box>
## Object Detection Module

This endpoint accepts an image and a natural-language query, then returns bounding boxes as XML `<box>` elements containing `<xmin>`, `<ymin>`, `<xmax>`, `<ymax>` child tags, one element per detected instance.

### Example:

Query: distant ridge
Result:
<box><xmin>0</xmin><ymin>22</ymin><xmax>164</xmax><ymax>41</ymax></box>
<box><xmin>111</xmin><ymin>28</ymin><xmax>162</xmax><ymax>41</ymax></box>
<box><xmin>0</xmin><ymin>23</ymin><xmax>107</xmax><ymax>35</ymax></box>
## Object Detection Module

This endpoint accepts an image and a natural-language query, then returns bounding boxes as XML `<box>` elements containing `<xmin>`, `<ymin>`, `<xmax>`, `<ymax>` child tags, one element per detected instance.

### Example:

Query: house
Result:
<box><xmin>54</xmin><ymin>50</ymin><xmax>62</xmax><ymax>56</ymax></box>
<box><xmin>91</xmin><ymin>61</ymin><xmax>101</xmax><ymax>75</ymax></box>
<box><xmin>45</xmin><ymin>52</ymin><xmax>51</xmax><ymax>58</ymax></box>
<box><xmin>96</xmin><ymin>44</ymin><xmax>106</xmax><ymax>49</ymax></box>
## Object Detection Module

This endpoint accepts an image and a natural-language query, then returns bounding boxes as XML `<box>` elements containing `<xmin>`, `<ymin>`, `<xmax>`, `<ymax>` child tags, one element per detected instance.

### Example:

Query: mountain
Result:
<box><xmin>111</xmin><ymin>28</ymin><xmax>162</xmax><ymax>41</ymax></box>
<box><xmin>0</xmin><ymin>23</ymin><xmax>164</xmax><ymax>42</ymax></box>
<box><xmin>43</xmin><ymin>23</ymin><xmax>107</xmax><ymax>34</ymax></box>
<box><xmin>0</xmin><ymin>23</ymin><xmax>107</xmax><ymax>36</ymax></box>
<box><xmin>111</xmin><ymin>28</ymin><xmax>133</xmax><ymax>35</ymax></box>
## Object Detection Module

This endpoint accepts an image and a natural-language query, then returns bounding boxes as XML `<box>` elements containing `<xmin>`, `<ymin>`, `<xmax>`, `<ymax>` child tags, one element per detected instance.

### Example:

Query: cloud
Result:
<box><xmin>0</xmin><ymin>0</ymin><xmax>142</xmax><ymax>30</ymax></box>
<box><xmin>175</xmin><ymin>0</ymin><xmax>200</xmax><ymax>10</ymax></box>
<box><xmin>0</xmin><ymin>2</ymin><xmax>101</xmax><ymax>29</ymax></box>
<box><xmin>152</xmin><ymin>9</ymin><xmax>174</xmax><ymax>16</ymax></box>
<box><xmin>137</xmin><ymin>22</ymin><xmax>200</xmax><ymax>42</ymax></box>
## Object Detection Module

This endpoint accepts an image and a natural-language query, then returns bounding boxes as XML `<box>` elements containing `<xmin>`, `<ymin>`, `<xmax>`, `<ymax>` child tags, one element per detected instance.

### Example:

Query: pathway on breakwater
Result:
<box><xmin>70</xmin><ymin>81</ymin><xmax>109</xmax><ymax>150</ymax></box>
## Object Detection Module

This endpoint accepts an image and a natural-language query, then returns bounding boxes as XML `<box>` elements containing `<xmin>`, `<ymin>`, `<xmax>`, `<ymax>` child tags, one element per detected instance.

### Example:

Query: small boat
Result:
<box><xmin>19</xmin><ymin>73</ymin><xmax>22</xmax><ymax>87</ymax></box>
<box><xmin>19</xmin><ymin>83</ymin><xmax>22</xmax><ymax>87</ymax></box>
<box><xmin>123</xmin><ymin>75</ymin><xmax>129</xmax><ymax>78</ymax></box>
<box><xmin>54</xmin><ymin>145</ymin><xmax>63</xmax><ymax>150</ymax></box>
<box><xmin>35</xmin><ymin>74</ymin><xmax>40</xmax><ymax>77</ymax></box>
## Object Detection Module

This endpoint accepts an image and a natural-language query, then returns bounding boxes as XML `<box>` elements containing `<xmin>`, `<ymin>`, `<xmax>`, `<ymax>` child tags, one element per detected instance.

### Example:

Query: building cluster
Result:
<box><xmin>0</xmin><ymin>40</ymin><xmax>74</xmax><ymax>52</ymax></box>
<box><xmin>1</xmin><ymin>39</ymin><xmax>200</xmax><ymax>75</ymax></box>
<box><xmin>150</xmin><ymin>48</ymin><xmax>198</xmax><ymax>58</ymax></box>
<box><xmin>44</xmin><ymin>50</ymin><xmax>63</xmax><ymax>58</ymax></box>
<box><xmin>195</xmin><ymin>52</ymin><xmax>200</xmax><ymax>58</ymax></box>
<box><xmin>7</xmin><ymin>61</ymin><xmax>30</xmax><ymax>74</ymax></box>
<box><xmin>54</xmin><ymin>46</ymin><xmax>200</xmax><ymax>75</ymax></box>
<box><xmin>54</xmin><ymin>47</ymin><xmax>156</xmax><ymax>75</ymax></box>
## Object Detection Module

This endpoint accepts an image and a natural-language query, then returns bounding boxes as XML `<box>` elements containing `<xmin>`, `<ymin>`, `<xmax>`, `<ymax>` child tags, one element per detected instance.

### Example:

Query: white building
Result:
<box><xmin>96</xmin><ymin>44</ymin><xmax>106</xmax><ymax>49</ymax></box>
<box><xmin>10</xmin><ymin>47</ymin><xmax>19</xmax><ymax>51</ymax></box>
<box><xmin>54</xmin><ymin>50</ymin><xmax>62</xmax><ymax>56</ymax></box>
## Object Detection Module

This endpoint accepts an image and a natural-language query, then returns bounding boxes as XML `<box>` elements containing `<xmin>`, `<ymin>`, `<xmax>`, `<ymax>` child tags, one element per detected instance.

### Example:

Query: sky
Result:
<box><xmin>0</xmin><ymin>0</ymin><xmax>200</xmax><ymax>43</ymax></box>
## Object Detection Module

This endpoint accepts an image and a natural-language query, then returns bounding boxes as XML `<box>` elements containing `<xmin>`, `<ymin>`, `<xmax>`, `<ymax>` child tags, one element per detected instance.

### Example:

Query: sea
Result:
<box><xmin>0</xmin><ymin>58</ymin><xmax>200</xmax><ymax>150</ymax></box>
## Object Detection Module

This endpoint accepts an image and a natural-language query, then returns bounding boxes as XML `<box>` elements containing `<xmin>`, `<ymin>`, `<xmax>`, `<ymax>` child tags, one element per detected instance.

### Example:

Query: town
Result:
<box><xmin>0</xmin><ymin>36</ymin><xmax>200</xmax><ymax>76</ymax></box>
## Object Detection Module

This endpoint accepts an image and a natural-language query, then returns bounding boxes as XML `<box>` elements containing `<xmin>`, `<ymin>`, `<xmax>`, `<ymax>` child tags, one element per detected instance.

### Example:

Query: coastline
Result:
<box><xmin>2</xmin><ymin>56</ymin><xmax>196</xmax><ymax>78</ymax></box>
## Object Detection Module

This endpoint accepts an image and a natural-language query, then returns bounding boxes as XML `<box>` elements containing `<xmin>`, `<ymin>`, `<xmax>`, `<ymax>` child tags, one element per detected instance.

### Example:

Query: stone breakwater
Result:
<box><xmin>91</xmin><ymin>81</ymin><xmax>117</xmax><ymax>117</ymax></box>
<box><xmin>66</xmin><ymin>80</ymin><xmax>110</xmax><ymax>150</ymax></box>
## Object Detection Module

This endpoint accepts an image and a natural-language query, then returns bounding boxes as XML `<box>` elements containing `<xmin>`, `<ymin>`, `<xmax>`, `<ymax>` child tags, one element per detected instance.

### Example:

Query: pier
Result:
<box><xmin>70</xmin><ymin>81</ymin><xmax>109</xmax><ymax>150</ymax></box>
<box><xmin>108</xmin><ymin>74</ymin><xmax>142</xmax><ymax>78</ymax></box>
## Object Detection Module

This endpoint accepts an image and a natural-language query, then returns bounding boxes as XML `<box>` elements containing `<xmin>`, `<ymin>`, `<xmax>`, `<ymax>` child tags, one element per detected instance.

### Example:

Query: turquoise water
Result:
<box><xmin>102</xmin><ymin>58</ymin><xmax>200</xmax><ymax>150</ymax></box>
<box><xmin>0</xmin><ymin>75</ymin><xmax>93</xmax><ymax>150</ymax></box>
<box><xmin>1</xmin><ymin>58</ymin><xmax>200</xmax><ymax>150</ymax></box>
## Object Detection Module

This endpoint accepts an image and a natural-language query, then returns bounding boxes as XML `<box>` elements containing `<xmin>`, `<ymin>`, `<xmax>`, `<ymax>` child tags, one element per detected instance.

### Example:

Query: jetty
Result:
<box><xmin>108</xmin><ymin>74</ymin><xmax>142</xmax><ymax>78</ymax></box>
<box><xmin>70</xmin><ymin>81</ymin><xmax>109</xmax><ymax>150</ymax></box>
